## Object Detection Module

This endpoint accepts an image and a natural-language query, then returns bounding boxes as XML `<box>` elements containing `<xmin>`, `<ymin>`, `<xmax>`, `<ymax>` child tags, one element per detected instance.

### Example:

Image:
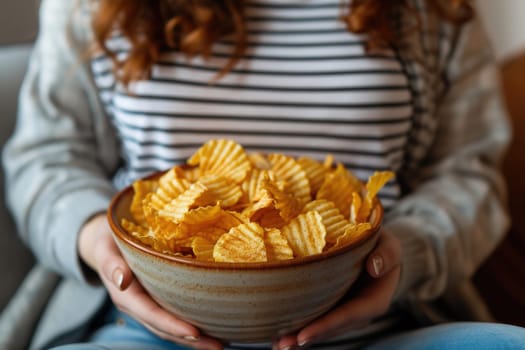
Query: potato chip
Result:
<box><xmin>192</xmin><ymin>237</ymin><xmax>215</xmax><ymax>261</ymax></box>
<box><xmin>332</xmin><ymin>223</ymin><xmax>372</xmax><ymax>250</ymax></box>
<box><xmin>356</xmin><ymin>171</ymin><xmax>394</xmax><ymax>222</ymax></box>
<box><xmin>242</xmin><ymin>189</ymin><xmax>275</xmax><ymax>221</ymax></box>
<box><xmin>248</xmin><ymin>152</ymin><xmax>272</xmax><ymax>170</ymax></box>
<box><xmin>282</xmin><ymin>211</ymin><xmax>326</xmax><ymax>257</ymax></box>
<box><xmin>349</xmin><ymin>192</ymin><xmax>363</xmax><ymax>224</ymax></box>
<box><xmin>241</xmin><ymin>169</ymin><xmax>273</xmax><ymax>203</ymax></box>
<box><xmin>187</xmin><ymin>139</ymin><xmax>251</xmax><ymax>184</ymax></box>
<box><xmin>158</xmin><ymin>182</ymin><xmax>207</xmax><ymax>222</ymax></box>
<box><xmin>303</xmin><ymin>199</ymin><xmax>349</xmax><ymax>243</ymax></box>
<box><xmin>142</xmin><ymin>195</ymin><xmax>161</xmax><ymax>227</ymax></box>
<box><xmin>179</xmin><ymin>204</ymin><xmax>223</xmax><ymax>226</ymax></box>
<box><xmin>197</xmin><ymin>174</ymin><xmax>243</xmax><ymax>208</ymax></box>
<box><xmin>213</xmin><ymin>222</ymin><xmax>267</xmax><ymax>263</ymax></box>
<box><xmin>264</xmin><ymin>228</ymin><xmax>294</xmax><ymax>261</ymax></box>
<box><xmin>152</xmin><ymin>212</ymin><xmax>182</xmax><ymax>240</ymax></box>
<box><xmin>297</xmin><ymin>157</ymin><xmax>330</xmax><ymax>196</ymax></box>
<box><xmin>158</xmin><ymin>167</ymin><xmax>191</xmax><ymax>198</ymax></box>
<box><xmin>122</xmin><ymin>218</ymin><xmax>174</xmax><ymax>253</ymax></box>
<box><xmin>176</xmin><ymin>165</ymin><xmax>201</xmax><ymax>183</ymax></box>
<box><xmin>262</xmin><ymin>179</ymin><xmax>302</xmax><ymax>222</ymax></box>
<box><xmin>216</xmin><ymin>210</ymin><xmax>249</xmax><ymax>230</ymax></box>
<box><xmin>267</xmin><ymin>153</ymin><xmax>311</xmax><ymax>205</ymax></box>
<box><xmin>176</xmin><ymin>224</ymin><xmax>226</xmax><ymax>245</ymax></box>
<box><xmin>317</xmin><ymin>163</ymin><xmax>362</xmax><ymax>219</ymax></box>
<box><xmin>142</xmin><ymin>192</ymin><xmax>165</xmax><ymax>213</ymax></box>
<box><xmin>121</xmin><ymin>218</ymin><xmax>149</xmax><ymax>238</ymax></box>
<box><xmin>366</xmin><ymin>171</ymin><xmax>395</xmax><ymax>199</ymax></box>
<box><xmin>323</xmin><ymin>154</ymin><xmax>334</xmax><ymax>168</ymax></box>
<box><xmin>130</xmin><ymin>180</ymin><xmax>158</xmax><ymax>225</ymax></box>
<box><xmin>175</xmin><ymin>207</ymin><xmax>245</xmax><ymax>245</ymax></box>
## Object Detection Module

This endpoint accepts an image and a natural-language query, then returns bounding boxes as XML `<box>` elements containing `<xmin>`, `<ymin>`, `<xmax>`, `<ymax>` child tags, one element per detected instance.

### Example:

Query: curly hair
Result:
<box><xmin>91</xmin><ymin>0</ymin><xmax>473</xmax><ymax>85</ymax></box>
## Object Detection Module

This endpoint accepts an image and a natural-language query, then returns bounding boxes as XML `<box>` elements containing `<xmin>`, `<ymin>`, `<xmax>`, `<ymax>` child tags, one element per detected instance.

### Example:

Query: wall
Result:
<box><xmin>476</xmin><ymin>0</ymin><xmax>525</xmax><ymax>62</ymax></box>
<box><xmin>0</xmin><ymin>1</ymin><xmax>39</xmax><ymax>45</ymax></box>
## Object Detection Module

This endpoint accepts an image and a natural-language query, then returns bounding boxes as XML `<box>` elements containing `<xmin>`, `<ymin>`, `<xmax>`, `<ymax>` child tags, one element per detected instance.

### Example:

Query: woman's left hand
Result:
<box><xmin>273</xmin><ymin>229</ymin><xmax>402</xmax><ymax>350</ymax></box>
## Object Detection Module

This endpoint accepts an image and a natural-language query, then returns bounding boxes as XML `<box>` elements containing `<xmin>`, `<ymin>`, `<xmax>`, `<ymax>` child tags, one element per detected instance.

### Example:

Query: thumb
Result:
<box><xmin>79</xmin><ymin>214</ymin><xmax>134</xmax><ymax>291</ymax></box>
<box><xmin>97</xmin><ymin>236</ymin><xmax>134</xmax><ymax>291</ymax></box>
<box><xmin>365</xmin><ymin>229</ymin><xmax>401</xmax><ymax>278</ymax></box>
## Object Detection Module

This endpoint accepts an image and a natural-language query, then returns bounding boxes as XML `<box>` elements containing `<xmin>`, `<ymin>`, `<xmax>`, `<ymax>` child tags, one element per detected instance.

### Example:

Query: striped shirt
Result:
<box><xmin>90</xmin><ymin>0</ymin><xmax>416</xmax><ymax>209</ymax></box>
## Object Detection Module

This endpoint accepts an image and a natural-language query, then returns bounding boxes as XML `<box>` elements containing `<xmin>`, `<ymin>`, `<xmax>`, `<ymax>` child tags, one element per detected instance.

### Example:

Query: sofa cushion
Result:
<box><xmin>0</xmin><ymin>44</ymin><xmax>35</xmax><ymax>311</ymax></box>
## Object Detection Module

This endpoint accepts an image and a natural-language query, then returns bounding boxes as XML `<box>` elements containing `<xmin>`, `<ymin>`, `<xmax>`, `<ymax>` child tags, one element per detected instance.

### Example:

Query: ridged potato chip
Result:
<box><xmin>130</xmin><ymin>180</ymin><xmax>158</xmax><ymax>225</ymax></box>
<box><xmin>317</xmin><ymin>163</ymin><xmax>363</xmax><ymax>219</ymax></box>
<box><xmin>350</xmin><ymin>192</ymin><xmax>363</xmax><ymax>224</ymax></box>
<box><xmin>242</xmin><ymin>190</ymin><xmax>275</xmax><ymax>221</ymax></box>
<box><xmin>242</xmin><ymin>169</ymin><xmax>274</xmax><ymax>203</ymax></box>
<box><xmin>267</xmin><ymin>153</ymin><xmax>311</xmax><ymax>205</ymax></box>
<box><xmin>264</xmin><ymin>228</ymin><xmax>294</xmax><ymax>261</ymax></box>
<box><xmin>297</xmin><ymin>157</ymin><xmax>330</xmax><ymax>196</ymax></box>
<box><xmin>158</xmin><ymin>182</ymin><xmax>207</xmax><ymax>222</ymax></box>
<box><xmin>282</xmin><ymin>211</ymin><xmax>326</xmax><ymax>258</ymax></box>
<box><xmin>303</xmin><ymin>199</ymin><xmax>349</xmax><ymax>244</ymax></box>
<box><xmin>122</xmin><ymin>218</ymin><xmax>174</xmax><ymax>253</ymax></box>
<box><xmin>262</xmin><ymin>179</ymin><xmax>302</xmax><ymax>222</ymax></box>
<box><xmin>192</xmin><ymin>237</ymin><xmax>215</xmax><ymax>261</ymax></box>
<box><xmin>332</xmin><ymin>223</ymin><xmax>373</xmax><ymax>250</ymax></box>
<box><xmin>177</xmin><ymin>165</ymin><xmax>201</xmax><ymax>183</ymax></box>
<box><xmin>158</xmin><ymin>168</ymin><xmax>191</xmax><ymax>199</ymax></box>
<box><xmin>197</xmin><ymin>174</ymin><xmax>243</xmax><ymax>208</ymax></box>
<box><xmin>213</xmin><ymin>222</ymin><xmax>267</xmax><ymax>263</ymax></box>
<box><xmin>187</xmin><ymin>139</ymin><xmax>251</xmax><ymax>184</ymax></box>
<box><xmin>179</xmin><ymin>204</ymin><xmax>223</xmax><ymax>226</ymax></box>
<box><xmin>248</xmin><ymin>152</ymin><xmax>272</xmax><ymax>170</ymax></box>
<box><xmin>356</xmin><ymin>171</ymin><xmax>394</xmax><ymax>222</ymax></box>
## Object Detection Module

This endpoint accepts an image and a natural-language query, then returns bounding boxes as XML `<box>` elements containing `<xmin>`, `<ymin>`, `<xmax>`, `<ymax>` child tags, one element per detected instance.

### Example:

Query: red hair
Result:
<box><xmin>92</xmin><ymin>0</ymin><xmax>473</xmax><ymax>85</ymax></box>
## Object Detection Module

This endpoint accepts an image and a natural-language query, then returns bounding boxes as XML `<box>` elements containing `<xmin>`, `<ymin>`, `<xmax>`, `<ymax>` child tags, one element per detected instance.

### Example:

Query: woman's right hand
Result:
<box><xmin>78</xmin><ymin>213</ymin><xmax>224</xmax><ymax>350</ymax></box>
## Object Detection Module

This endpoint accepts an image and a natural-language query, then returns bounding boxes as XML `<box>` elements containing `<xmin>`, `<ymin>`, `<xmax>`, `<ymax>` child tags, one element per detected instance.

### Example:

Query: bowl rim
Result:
<box><xmin>108</xmin><ymin>170</ymin><xmax>384</xmax><ymax>271</ymax></box>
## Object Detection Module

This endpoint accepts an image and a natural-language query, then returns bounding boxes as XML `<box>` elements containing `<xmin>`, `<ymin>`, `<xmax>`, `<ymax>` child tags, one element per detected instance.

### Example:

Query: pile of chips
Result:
<box><xmin>122</xmin><ymin>139</ymin><xmax>394</xmax><ymax>263</ymax></box>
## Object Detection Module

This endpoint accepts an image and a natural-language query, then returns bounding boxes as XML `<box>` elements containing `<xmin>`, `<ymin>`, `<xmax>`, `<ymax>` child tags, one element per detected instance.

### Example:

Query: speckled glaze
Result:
<box><xmin>108</xmin><ymin>184</ymin><xmax>383</xmax><ymax>344</ymax></box>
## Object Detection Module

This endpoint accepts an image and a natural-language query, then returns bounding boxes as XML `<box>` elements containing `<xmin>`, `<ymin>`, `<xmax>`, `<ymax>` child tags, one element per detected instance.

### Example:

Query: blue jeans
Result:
<box><xmin>365</xmin><ymin>322</ymin><xmax>525</xmax><ymax>350</ymax></box>
<box><xmin>50</xmin><ymin>307</ymin><xmax>190</xmax><ymax>350</ymax></box>
<box><xmin>51</xmin><ymin>308</ymin><xmax>525</xmax><ymax>350</ymax></box>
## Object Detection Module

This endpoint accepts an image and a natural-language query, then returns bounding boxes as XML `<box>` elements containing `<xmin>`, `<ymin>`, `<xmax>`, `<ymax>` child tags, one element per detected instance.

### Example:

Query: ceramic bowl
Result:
<box><xmin>107</xmin><ymin>182</ymin><xmax>383</xmax><ymax>344</ymax></box>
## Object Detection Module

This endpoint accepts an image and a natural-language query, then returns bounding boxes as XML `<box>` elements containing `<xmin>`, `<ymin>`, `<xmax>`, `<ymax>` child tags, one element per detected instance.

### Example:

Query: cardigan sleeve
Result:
<box><xmin>385</xmin><ymin>17</ymin><xmax>512</xmax><ymax>302</ymax></box>
<box><xmin>2</xmin><ymin>0</ymin><xmax>120</xmax><ymax>282</ymax></box>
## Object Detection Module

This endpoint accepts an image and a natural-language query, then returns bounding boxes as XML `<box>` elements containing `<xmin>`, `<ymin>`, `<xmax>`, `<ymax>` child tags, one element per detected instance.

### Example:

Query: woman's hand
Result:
<box><xmin>78</xmin><ymin>213</ymin><xmax>224</xmax><ymax>350</ymax></box>
<box><xmin>273</xmin><ymin>229</ymin><xmax>402</xmax><ymax>350</ymax></box>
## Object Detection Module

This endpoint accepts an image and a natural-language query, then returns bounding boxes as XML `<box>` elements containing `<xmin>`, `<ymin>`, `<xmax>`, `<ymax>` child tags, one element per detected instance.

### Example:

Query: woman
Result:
<box><xmin>3</xmin><ymin>0</ymin><xmax>525</xmax><ymax>349</ymax></box>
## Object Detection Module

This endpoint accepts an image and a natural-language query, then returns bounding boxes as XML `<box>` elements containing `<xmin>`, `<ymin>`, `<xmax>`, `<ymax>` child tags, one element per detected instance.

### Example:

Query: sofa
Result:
<box><xmin>0</xmin><ymin>44</ymin><xmax>35</xmax><ymax>311</ymax></box>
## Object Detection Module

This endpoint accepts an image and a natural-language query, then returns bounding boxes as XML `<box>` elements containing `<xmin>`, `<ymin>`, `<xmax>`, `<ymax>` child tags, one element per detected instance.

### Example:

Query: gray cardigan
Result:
<box><xmin>1</xmin><ymin>0</ymin><xmax>511</xmax><ymax>349</ymax></box>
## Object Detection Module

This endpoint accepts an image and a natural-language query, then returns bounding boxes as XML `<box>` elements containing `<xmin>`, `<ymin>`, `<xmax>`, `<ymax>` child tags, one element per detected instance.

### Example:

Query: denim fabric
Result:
<box><xmin>366</xmin><ymin>322</ymin><xmax>525</xmax><ymax>350</ymax></box>
<box><xmin>51</xmin><ymin>306</ymin><xmax>525</xmax><ymax>350</ymax></box>
<box><xmin>50</xmin><ymin>307</ymin><xmax>190</xmax><ymax>350</ymax></box>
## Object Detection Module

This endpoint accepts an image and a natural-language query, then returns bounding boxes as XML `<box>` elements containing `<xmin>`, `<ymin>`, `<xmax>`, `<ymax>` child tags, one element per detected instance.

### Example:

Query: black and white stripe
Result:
<box><xmin>91</xmin><ymin>0</ymin><xmax>417</xmax><ymax>209</ymax></box>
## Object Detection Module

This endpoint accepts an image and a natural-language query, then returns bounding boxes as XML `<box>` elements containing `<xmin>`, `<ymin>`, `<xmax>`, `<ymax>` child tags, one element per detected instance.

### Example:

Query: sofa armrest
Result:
<box><xmin>0</xmin><ymin>43</ymin><xmax>35</xmax><ymax>312</ymax></box>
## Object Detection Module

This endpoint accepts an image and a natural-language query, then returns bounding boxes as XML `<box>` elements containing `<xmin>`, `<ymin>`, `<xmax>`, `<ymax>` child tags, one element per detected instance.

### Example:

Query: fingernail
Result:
<box><xmin>112</xmin><ymin>267</ymin><xmax>124</xmax><ymax>290</ymax></box>
<box><xmin>183</xmin><ymin>335</ymin><xmax>199</xmax><ymax>342</ymax></box>
<box><xmin>372</xmin><ymin>255</ymin><xmax>384</xmax><ymax>276</ymax></box>
<box><xmin>298</xmin><ymin>339</ymin><xmax>310</xmax><ymax>347</ymax></box>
